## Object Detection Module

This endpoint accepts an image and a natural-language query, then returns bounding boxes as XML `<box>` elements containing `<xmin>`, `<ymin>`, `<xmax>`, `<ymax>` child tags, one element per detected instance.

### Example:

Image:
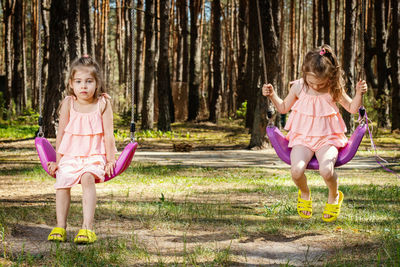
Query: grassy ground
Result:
<box><xmin>0</xmin><ymin>119</ymin><xmax>399</xmax><ymax>266</ymax></box>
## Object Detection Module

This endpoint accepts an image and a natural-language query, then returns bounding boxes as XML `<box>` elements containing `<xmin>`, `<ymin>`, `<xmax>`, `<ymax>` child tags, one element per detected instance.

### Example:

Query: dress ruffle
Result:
<box><xmin>58</xmin><ymin>132</ymin><xmax>106</xmax><ymax>156</ymax></box>
<box><xmin>64</xmin><ymin>109</ymin><xmax>104</xmax><ymax>135</ymax></box>
<box><xmin>57</xmin><ymin>95</ymin><xmax>111</xmax><ymax>157</ymax></box>
<box><xmin>284</xmin><ymin>79</ymin><xmax>348</xmax><ymax>150</ymax></box>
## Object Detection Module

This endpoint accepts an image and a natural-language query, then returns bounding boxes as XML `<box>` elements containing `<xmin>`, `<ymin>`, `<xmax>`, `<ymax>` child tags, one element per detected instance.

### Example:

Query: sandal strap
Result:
<box><xmin>74</xmin><ymin>229</ymin><xmax>97</xmax><ymax>243</ymax></box>
<box><xmin>48</xmin><ymin>227</ymin><xmax>66</xmax><ymax>241</ymax></box>
<box><xmin>322</xmin><ymin>191</ymin><xmax>344</xmax><ymax>222</ymax></box>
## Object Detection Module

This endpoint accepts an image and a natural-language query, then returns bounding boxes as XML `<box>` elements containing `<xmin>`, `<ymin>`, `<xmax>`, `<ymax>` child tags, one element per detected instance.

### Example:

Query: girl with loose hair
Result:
<box><xmin>47</xmin><ymin>55</ymin><xmax>116</xmax><ymax>243</ymax></box>
<box><xmin>262</xmin><ymin>44</ymin><xmax>368</xmax><ymax>222</ymax></box>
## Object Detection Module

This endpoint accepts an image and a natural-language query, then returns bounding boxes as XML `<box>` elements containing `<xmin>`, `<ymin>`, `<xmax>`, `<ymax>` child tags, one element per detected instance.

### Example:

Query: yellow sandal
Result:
<box><xmin>74</xmin><ymin>229</ymin><xmax>97</xmax><ymax>244</ymax></box>
<box><xmin>322</xmin><ymin>191</ymin><xmax>344</xmax><ymax>222</ymax></box>
<box><xmin>297</xmin><ymin>190</ymin><xmax>312</xmax><ymax>219</ymax></box>
<box><xmin>48</xmin><ymin>227</ymin><xmax>67</xmax><ymax>242</ymax></box>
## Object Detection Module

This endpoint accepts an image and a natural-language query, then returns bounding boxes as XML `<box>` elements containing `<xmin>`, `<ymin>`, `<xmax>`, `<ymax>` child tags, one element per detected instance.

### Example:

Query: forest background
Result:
<box><xmin>0</xmin><ymin>0</ymin><xmax>399</xmax><ymax>148</ymax></box>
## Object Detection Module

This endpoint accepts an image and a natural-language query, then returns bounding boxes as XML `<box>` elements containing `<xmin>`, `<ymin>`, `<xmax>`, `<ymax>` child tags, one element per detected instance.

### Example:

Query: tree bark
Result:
<box><xmin>390</xmin><ymin>0</ymin><xmax>400</xmax><ymax>131</ymax></box>
<box><xmin>43</xmin><ymin>0</ymin><xmax>69</xmax><ymax>137</ymax></box>
<box><xmin>209</xmin><ymin>0</ymin><xmax>222</xmax><ymax>123</ymax></box>
<box><xmin>374</xmin><ymin>0</ymin><xmax>390</xmax><ymax>127</ymax></box>
<box><xmin>141</xmin><ymin>0</ymin><xmax>156</xmax><ymax>129</ymax></box>
<box><xmin>12</xmin><ymin>0</ymin><xmax>23</xmax><ymax>114</ymax></box>
<box><xmin>80</xmin><ymin>0</ymin><xmax>93</xmax><ymax>55</ymax></box>
<box><xmin>157</xmin><ymin>0</ymin><xmax>172</xmax><ymax>131</ymax></box>
<box><xmin>135</xmin><ymin>0</ymin><xmax>144</xmax><ymax>117</ymax></box>
<box><xmin>68</xmin><ymin>0</ymin><xmax>80</xmax><ymax>60</ymax></box>
<box><xmin>249</xmin><ymin>0</ymin><xmax>280</xmax><ymax>149</ymax></box>
<box><xmin>236</xmin><ymin>0</ymin><xmax>248</xmax><ymax>108</ymax></box>
<box><xmin>187</xmin><ymin>0</ymin><xmax>202</xmax><ymax>121</ymax></box>
<box><xmin>341</xmin><ymin>0</ymin><xmax>357</xmax><ymax>132</ymax></box>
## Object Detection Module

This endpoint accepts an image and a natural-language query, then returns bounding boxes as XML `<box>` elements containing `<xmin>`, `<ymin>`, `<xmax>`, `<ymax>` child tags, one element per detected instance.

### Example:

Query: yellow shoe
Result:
<box><xmin>297</xmin><ymin>190</ymin><xmax>312</xmax><ymax>219</ymax></box>
<box><xmin>48</xmin><ymin>227</ymin><xmax>67</xmax><ymax>242</ymax></box>
<box><xmin>322</xmin><ymin>191</ymin><xmax>344</xmax><ymax>222</ymax></box>
<box><xmin>74</xmin><ymin>229</ymin><xmax>97</xmax><ymax>244</ymax></box>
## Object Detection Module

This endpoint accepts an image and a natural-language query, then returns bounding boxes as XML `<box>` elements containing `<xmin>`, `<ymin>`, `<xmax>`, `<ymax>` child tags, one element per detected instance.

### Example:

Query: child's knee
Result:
<box><xmin>80</xmin><ymin>173</ymin><xmax>95</xmax><ymax>186</ymax></box>
<box><xmin>319</xmin><ymin>164</ymin><xmax>335</xmax><ymax>180</ymax></box>
<box><xmin>291</xmin><ymin>165</ymin><xmax>306</xmax><ymax>180</ymax></box>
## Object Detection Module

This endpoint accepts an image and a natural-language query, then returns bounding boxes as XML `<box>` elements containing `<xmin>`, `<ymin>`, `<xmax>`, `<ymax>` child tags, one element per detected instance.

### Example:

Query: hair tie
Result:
<box><xmin>319</xmin><ymin>48</ymin><xmax>326</xmax><ymax>56</ymax></box>
<box><xmin>82</xmin><ymin>54</ymin><xmax>90</xmax><ymax>58</ymax></box>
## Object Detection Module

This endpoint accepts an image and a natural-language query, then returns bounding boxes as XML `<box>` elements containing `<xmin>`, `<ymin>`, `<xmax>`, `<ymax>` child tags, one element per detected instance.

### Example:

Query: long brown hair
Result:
<box><xmin>67</xmin><ymin>55</ymin><xmax>105</xmax><ymax>98</ymax></box>
<box><xmin>302</xmin><ymin>44</ymin><xmax>345</xmax><ymax>102</ymax></box>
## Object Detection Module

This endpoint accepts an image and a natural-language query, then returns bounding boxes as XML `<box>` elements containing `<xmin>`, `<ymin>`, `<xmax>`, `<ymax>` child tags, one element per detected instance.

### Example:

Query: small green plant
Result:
<box><xmin>236</xmin><ymin>101</ymin><xmax>247</xmax><ymax>119</ymax></box>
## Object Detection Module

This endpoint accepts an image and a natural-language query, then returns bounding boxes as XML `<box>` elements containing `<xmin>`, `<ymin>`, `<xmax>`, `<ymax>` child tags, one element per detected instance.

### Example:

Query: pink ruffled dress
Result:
<box><xmin>284</xmin><ymin>79</ymin><xmax>348</xmax><ymax>152</ymax></box>
<box><xmin>54</xmin><ymin>95</ymin><xmax>111</xmax><ymax>189</ymax></box>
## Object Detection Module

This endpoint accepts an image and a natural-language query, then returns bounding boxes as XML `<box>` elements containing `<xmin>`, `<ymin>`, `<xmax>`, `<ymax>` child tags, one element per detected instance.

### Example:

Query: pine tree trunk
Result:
<box><xmin>12</xmin><ymin>0</ymin><xmax>23</xmax><ymax>114</ymax></box>
<box><xmin>22</xmin><ymin>0</ymin><xmax>28</xmax><ymax>108</ymax></box>
<box><xmin>157</xmin><ymin>0</ymin><xmax>172</xmax><ymax>131</ymax></box>
<box><xmin>236</xmin><ymin>0</ymin><xmax>248</xmax><ymax>107</ymax></box>
<box><xmin>249</xmin><ymin>0</ymin><xmax>280</xmax><ymax>149</ymax></box>
<box><xmin>209</xmin><ymin>0</ymin><xmax>222</xmax><ymax>123</ymax></box>
<box><xmin>390</xmin><ymin>0</ymin><xmax>400</xmax><ymax>131</ymax></box>
<box><xmin>3</xmin><ymin>0</ymin><xmax>14</xmax><ymax>115</ymax></box>
<box><xmin>322</xmin><ymin>0</ymin><xmax>330</xmax><ymax>44</ymax></box>
<box><xmin>374</xmin><ymin>1</ymin><xmax>390</xmax><ymax>128</ymax></box>
<box><xmin>135</xmin><ymin>0</ymin><xmax>144</xmax><ymax>117</ymax></box>
<box><xmin>80</xmin><ymin>0</ymin><xmax>93</xmax><ymax>55</ymax></box>
<box><xmin>43</xmin><ymin>0</ymin><xmax>69</xmax><ymax>138</ymax></box>
<box><xmin>68</xmin><ymin>0</ymin><xmax>80</xmax><ymax>60</ymax></box>
<box><xmin>141</xmin><ymin>0</ymin><xmax>156</xmax><ymax>129</ymax></box>
<box><xmin>187</xmin><ymin>0</ymin><xmax>202</xmax><ymax>121</ymax></box>
<box><xmin>341</xmin><ymin>0</ymin><xmax>357</xmax><ymax>132</ymax></box>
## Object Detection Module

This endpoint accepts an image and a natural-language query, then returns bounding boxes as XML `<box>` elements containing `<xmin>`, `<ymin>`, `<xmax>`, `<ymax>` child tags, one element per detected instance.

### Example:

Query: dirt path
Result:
<box><xmin>133</xmin><ymin>148</ymin><xmax>384</xmax><ymax>169</ymax></box>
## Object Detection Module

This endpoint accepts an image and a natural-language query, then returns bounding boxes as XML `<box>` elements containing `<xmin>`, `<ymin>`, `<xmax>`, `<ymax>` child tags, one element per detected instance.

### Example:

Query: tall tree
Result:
<box><xmin>209</xmin><ymin>0</ymin><xmax>222</xmax><ymax>123</ymax></box>
<box><xmin>374</xmin><ymin>0</ymin><xmax>390</xmax><ymax>127</ymax></box>
<box><xmin>236</xmin><ymin>0</ymin><xmax>248</xmax><ymax>107</ymax></box>
<box><xmin>157</xmin><ymin>0</ymin><xmax>172</xmax><ymax>131</ymax></box>
<box><xmin>390</xmin><ymin>0</ymin><xmax>400</xmax><ymax>131</ymax></box>
<box><xmin>141</xmin><ymin>0</ymin><xmax>156</xmax><ymax>129</ymax></box>
<box><xmin>43</xmin><ymin>0</ymin><xmax>69</xmax><ymax>137</ymax></box>
<box><xmin>187</xmin><ymin>0</ymin><xmax>202</xmax><ymax>121</ymax></box>
<box><xmin>249</xmin><ymin>0</ymin><xmax>280</xmax><ymax>149</ymax></box>
<box><xmin>11</xmin><ymin>0</ymin><xmax>23</xmax><ymax>114</ymax></box>
<box><xmin>321</xmin><ymin>0</ymin><xmax>330</xmax><ymax>44</ymax></box>
<box><xmin>244</xmin><ymin>0</ymin><xmax>260</xmax><ymax>130</ymax></box>
<box><xmin>135</xmin><ymin>0</ymin><xmax>144</xmax><ymax>116</ymax></box>
<box><xmin>1</xmin><ymin>0</ymin><xmax>15</xmax><ymax>115</ymax></box>
<box><xmin>80</xmin><ymin>0</ymin><xmax>93</xmax><ymax>55</ymax></box>
<box><xmin>341</xmin><ymin>0</ymin><xmax>357</xmax><ymax>131</ymax></box>
<box><xmin>68</xmin><ymin>0</ymin><xmax>80</xmax><ymax>61</ymax></box>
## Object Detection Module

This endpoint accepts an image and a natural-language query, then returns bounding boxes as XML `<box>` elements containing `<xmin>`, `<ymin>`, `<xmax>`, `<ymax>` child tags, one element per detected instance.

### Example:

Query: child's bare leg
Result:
<box><xmin>290</xmin><ymin>145</ymin><xmax>314</xmax><ymax>215</ymax></box>
<box><xmin>55</xmin><ymin>188</ymin><xmax>71</xmax><ymax>230</ymax></box>
<box><xmin>80</xmin><ymin>172</ymin><xmax>96</xmax><ymax>230</ymax></box>
<box><xmin>315</xmin><ymin>145</ymin><xmax>339</xmax><ymax>218</ymax></box>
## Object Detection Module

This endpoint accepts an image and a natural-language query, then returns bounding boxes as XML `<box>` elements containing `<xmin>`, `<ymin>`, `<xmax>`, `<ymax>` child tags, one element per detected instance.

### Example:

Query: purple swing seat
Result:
<box><xmin>266</xmin><ymin>124</ymin><xmax>367</xmax><ymax>169</ymax></box>
<box><xmin>35</xmin><ymin>137</ymin><xmax>138</xmax><ymax>182</ymax></box>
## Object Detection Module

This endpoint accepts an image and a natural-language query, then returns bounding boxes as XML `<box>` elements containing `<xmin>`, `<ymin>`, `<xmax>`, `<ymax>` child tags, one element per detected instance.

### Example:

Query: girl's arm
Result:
<box><xmin>338</xmin><ymin>80</ymin><xmax>368</xmax><ymax>114</ymax></box>
<box><xmin>48</xmin><ymin>97</ymin><xmax>70</xmax><ymax>176</ymax></box>
<box><xmin>102</xmin><ymin>99</ymin><xmax>116</xmax><ymax>177</ymax></box>
<box><xmin>262</xmin><ymin>82</ymin><xmax>299</xmax><ymax>114</ymax></box>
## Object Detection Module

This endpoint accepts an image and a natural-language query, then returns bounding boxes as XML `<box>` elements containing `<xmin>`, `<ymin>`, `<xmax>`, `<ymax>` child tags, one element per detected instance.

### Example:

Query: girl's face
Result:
<box><xmin>305</xmin><ymin>73</ymin><xmax>329</xmax><ymax>92</ymax></box>
<box><xmin>69</xmin><ymin>68</ymin><xmax>97</xmax><ymax>102</ymax></box>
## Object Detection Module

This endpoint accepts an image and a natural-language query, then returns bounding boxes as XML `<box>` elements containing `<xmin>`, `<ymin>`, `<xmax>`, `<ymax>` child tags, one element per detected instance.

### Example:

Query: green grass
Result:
<box><xmin>0</xmin><ymin>119</ymin><xmax>399</xmax><ymax>265</ymax></box>
<box><xmin>1</xmin><ymin>163</ymin><xmax>399</xmax><ymax>266</ymax></box>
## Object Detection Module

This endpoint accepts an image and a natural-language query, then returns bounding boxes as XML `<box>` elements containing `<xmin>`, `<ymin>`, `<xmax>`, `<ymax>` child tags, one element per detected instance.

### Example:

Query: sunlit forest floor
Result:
<box><xmin>0</xmin><ymin>119</ymin><xmax>399</xmax><ymax>266</ymax></box>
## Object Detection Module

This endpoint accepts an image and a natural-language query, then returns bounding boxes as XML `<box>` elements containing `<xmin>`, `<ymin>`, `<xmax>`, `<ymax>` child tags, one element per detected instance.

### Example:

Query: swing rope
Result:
<box><xmin>130</xmin><ymin>0</ymin><xmax>136</xmax><ymax>142</ymax></box>
<box><xmin>256</xmin><ymin>0</ymin><xmax>273</xmax><ymax>121</ymax></box>
<box><xmin>37</xmin><ymin>0</ymin><xmax>44</xmax><ymax>137</ymax></box>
